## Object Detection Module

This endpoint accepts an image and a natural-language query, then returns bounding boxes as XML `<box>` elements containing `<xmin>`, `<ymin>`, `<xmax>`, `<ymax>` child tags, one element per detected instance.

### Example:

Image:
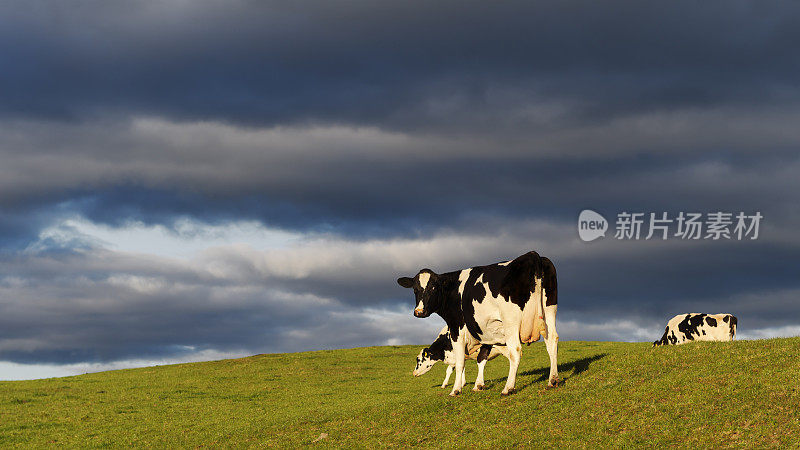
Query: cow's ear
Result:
<box><xmin>397</xmin><ymin>277</ymin><xmax>414</xmax><ymax>288</ymax></box>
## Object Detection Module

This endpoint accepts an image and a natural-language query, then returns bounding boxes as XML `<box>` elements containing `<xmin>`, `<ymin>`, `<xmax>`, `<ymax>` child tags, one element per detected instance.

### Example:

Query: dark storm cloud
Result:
<box><xmin>1</xmin><ymin>1</ymin><xmax>800</xmax><ymax>129</ymax></box>
<box><xmin>2</xmin><ymin>1</ymin><xmax>800</xmax><ymax>370</ymax></box>
<box><xmin>0</xmin><ymin>245</ymin><xmax>447</xmax><ymax>364</ymax></box>
<box><xmin>7</xmin><ymin>146</ymin><xmax>798</xmax><ymax>242</ymax></box>
<box><xmin>1</xmin><ymin>216</ymin><xmax>798</xmax><ymax>365</ymax></box>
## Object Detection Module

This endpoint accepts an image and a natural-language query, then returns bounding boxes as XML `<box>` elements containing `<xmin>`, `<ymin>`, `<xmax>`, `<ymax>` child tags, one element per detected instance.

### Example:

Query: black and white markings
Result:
<box><xmin>398</xmin><ymin>251</ymin><xmax>559</xmax><ymax>396</ymax></box>
<box><xmin>653</xmin><ymin>313</ymin><xmax>738</xmax><ymax>346</ymax></box>
<box><xmin>412</xmin><ymin>326</ymin><xmax>509</xmax><ymax>391</ymax></box>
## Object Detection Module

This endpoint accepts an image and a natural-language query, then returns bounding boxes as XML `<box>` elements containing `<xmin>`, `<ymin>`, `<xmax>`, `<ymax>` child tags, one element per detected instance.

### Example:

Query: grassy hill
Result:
<box><xmin>1</xmin><ymin>338</ymin><xmax>799</xmax><ymax>447</ymax></box>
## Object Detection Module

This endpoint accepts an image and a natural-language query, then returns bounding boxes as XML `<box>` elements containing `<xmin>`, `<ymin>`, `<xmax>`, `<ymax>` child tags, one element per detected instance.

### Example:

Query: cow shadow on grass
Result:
<box><xmin>428</xmin><ymin>353</ymin><xmax>608</xmax><ymax>391</ymax></box>
<box><xmin>476</xmin><ymin>353</ymin><xmax>608</xmax><ymax>393</ymax></box>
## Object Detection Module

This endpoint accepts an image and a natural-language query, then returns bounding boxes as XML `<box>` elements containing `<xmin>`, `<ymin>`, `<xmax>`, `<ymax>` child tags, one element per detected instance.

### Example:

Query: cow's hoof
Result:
<box><xmin>547</xmin><ymin>378</ymin><xmax>561</xmax><ymax>389</ymax></box>
<box><xmin>449</xmin><ymin>390</ymin><xmax>461</xmax><ymax>397</ymax></box>
<box><xmin>501</xmin><ymin>388</ymin><xmax>516</xmax><ymax>396</ymax></box>
<box><xmin>472</xmin><ymin>384</ymin><xmax>485</xmax><ymax>392</ymax></box>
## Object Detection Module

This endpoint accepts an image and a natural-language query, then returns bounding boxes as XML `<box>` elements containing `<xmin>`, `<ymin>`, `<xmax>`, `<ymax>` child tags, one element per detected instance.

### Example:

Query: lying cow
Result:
<box><xmin>653</xmin><ymin>313</ymin><xmax>738</xmax><ymax>346</ymax></box>
<box><xmin>413</xmin><ymin>326</ymin><xmax>510</xmax><ymax>391</ymax></box>
<box><xmin>398</xmin><ymin>251</ymin><xmax>558</xmax><ymax>396</ymax></box>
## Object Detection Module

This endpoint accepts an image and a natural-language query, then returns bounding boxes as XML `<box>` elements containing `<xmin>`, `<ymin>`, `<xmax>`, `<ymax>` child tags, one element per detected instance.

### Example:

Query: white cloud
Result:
<box><xmin>28</xmin><ymin>215</ymin><xmax>301</xmax><ymax>259</ymax></box>
<box><xmin>0</xmin><ymin>349</ymin><xmax>248</xmax><ymax>381</ymax></box>
<box><xmin>738</xmin><ymin>325</ymin><xmax>800</xmax><ymax>340</ymax></box>
<box><xmin>4</xmin><ymin>212</ymin><xmax>800</xmax><ymax>379</ymax></box>
<box><xmin>556</xmin><ymin>319</ymin><xmax>661</xmax><ymax>343</ymax></box>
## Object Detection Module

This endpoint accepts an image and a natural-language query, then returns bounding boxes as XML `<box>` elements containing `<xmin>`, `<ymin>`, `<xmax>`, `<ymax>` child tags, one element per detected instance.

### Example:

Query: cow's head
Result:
<box><xmin>397</xmin><ymin>269</ymin><xmax>441</xmax><ymax>318</ymax></box>
<box><xmin>412</xmin><ymin>347</ymin><xmax>439</xmax><ymax>376</ymax></box>
<box><xmin>412</xmin><ymin>331</ymin><xmax>452</xmax><ymax>376</ymax></box>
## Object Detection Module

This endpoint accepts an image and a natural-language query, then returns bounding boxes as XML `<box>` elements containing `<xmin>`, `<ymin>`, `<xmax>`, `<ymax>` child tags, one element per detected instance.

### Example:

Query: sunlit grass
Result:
<box><xmin>1</xmin><ymin>338</ymin><xmax>799</xmax><ymax>447</ymax></box>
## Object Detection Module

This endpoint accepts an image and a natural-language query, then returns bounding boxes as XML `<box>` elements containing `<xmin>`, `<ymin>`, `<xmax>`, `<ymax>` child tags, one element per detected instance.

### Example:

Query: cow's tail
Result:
<box><xmin>532</xmin><ymin>253</ymin><xmax>552</xmax><ymax>342</ymax></box>
<box><xmin>520</xmin><ymin>277</ymin><xmax>543</xmax><ymax>344</ymax></box>
<box><xmin>540</xmin><ymin>257</ymin><xmax>557</xmax><ymax>341</ymax></box>
<box><xmin>531</xmin><ymin>274</ymin><xmax>546</xmax><ymax>340</ymax></box>
<box><xmin>517</xmin><ymin>252</ymin><xmax>545</xmax><ymax>344</ymax></box>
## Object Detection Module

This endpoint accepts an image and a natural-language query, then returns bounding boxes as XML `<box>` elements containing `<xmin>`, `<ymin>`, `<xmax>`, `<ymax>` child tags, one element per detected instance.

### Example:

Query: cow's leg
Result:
<box><xmin>441</xmin><ymin>365</ymin><xmax>453</xmax><ymax>388</ymax></box>
<box><xmin>473</xmin><ymin>359</ymin><xmax>487</xmax><ymax>391</ymax></box>
<box><xmin>502</xmin><ymin>327</ymin><xmax>522</xmax><ymax>395</ymax></box>
<box><xmin>473</xmin><ymin>344</ymin><xmax>493</xmax><ymax>391</ymax></box>
<box><xmin>543</xmin><ymin>302</ymin><xmax>559</xmax><ymax>387</ymax></box>
<box><xmin>459</xmin><ymin>366</ymin><xmax>467</xmax><ymax>391</ymax></box>
<box><xmin>449</xmin><ymin>334</ymin><xmax>466</xmax><ymax>397</ymax></box>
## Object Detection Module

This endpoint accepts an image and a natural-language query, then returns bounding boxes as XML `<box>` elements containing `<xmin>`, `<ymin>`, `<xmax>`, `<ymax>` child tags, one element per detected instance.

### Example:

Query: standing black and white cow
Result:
<box><xmin>653</xmin><ymin>313</ymin><xmax>738</xmax><ymax>346</ymax></box>
<box><xmin>413</xmin><ymin>326</ymin><xmax>510</xmax><ymax>391</ymax></box>
<box><xmin>398</xmin><ymin>251</ymin><xmax>558</xmax><ymax>396</ymax></box>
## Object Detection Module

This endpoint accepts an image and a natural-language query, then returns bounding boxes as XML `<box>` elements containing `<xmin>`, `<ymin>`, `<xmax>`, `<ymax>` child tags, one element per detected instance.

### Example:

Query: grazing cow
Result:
<box><xmin>653</xmin><ymin>313</ymin><xmax>738</xmax><ymax>346</ymax></box>
<box><xmin>398</xmin><ymin>251</ymin><xmax>558</xmax><ymax>396</ymax></box>
<box><xmin>413</xmin><ymin>326</ymin><xmax>510</xmax><ymax>391</ymax></box>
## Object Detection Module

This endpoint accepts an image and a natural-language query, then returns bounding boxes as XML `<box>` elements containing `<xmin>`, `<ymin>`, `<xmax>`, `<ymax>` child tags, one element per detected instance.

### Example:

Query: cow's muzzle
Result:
<box><xmin>414</xmin><ymin>309</ymin><xmax>425</xmax><ymax>317</ymax></box>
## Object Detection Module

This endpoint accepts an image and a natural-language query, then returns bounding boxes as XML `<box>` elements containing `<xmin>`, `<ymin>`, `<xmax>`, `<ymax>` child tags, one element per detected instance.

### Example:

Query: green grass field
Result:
<box><xmin>2</xmin><ymin>338</ymin><xmax>799</xmax><ymax>447</ymax></box>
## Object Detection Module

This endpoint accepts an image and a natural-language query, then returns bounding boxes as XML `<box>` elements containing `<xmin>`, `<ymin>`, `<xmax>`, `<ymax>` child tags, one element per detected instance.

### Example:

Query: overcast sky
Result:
<box><xmin>1</xmin><ymin>0</ymin><xmax>799</xmax><ymax>380</ymax></box>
